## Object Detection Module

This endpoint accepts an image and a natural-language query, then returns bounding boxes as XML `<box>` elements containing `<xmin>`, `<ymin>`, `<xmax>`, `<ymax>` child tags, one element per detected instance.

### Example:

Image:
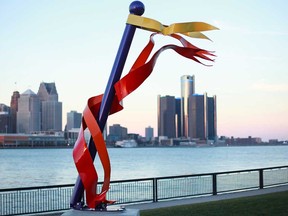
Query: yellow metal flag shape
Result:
<box><xmin>127</xmin><ymin>14</ymin><xmax>218</xmax><ymax>40</ymax></box>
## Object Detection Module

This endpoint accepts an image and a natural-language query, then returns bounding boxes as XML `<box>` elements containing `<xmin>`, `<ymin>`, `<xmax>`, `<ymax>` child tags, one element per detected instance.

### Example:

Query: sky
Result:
<box><xmin>1</xmin><ymin>0</ymin><xmax>288</xmax><ymax>141</ymax></box>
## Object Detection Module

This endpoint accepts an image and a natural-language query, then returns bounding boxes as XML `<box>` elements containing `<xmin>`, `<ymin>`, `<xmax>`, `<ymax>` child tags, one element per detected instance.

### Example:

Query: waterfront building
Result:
<box><xmin>0</xmin><ymin>133</ymin><xmax>66</xmax><ymax>147</ymax></box>
<box><xmin>188</xmin><ymin>93</ymin><xmax>217</xmax><ymax>140</ymax></box>
<box><xmin>66</xmin><ymin>110</ymin><xmax>81</xmax><ymax>130</ymax></box>
<box><xmin>145</xmin><ymin>126</ymin><xmax>154</xmax><ymax>141</ymax></box>
<box><xmin>207</xmin><ymin>95</ymin><xmax>217</xmax><ymax>140</ymax></box>
<box><xmin>17</xmin><ymin>89</ymin><xmax>41</xmax><ymax>133</ymax></box>
<box><xmin>157</xmin><ymin>75</ymin><xmax>217</xmax><ymax>141</ymax></box>
<box><xmin>0</xmin><ymin>104</ymin><xmax>10</xmax><ymax>133</ymax></box>
<box><xmin>158</xmin><ymin>95</ymin><xmax>176</xmax><ymax>138</ymax></box>
<box><xmin>226</xmin><ymin>136</ymin><xmax>262</xmax><ymax>146</ymax></box>
<box><xmin>181</xmin><ymin>75</ymin><xmax>195</xmax><ymax>137</ymax></box>
<box><xmin>10</xmin><ymin>91</ymin><xmax>20</xmax><ymax>133</ymax></box>
<box><xmin>188</xmin><ymin>94</ymin><xmax>207</xmax><ymax>140</ymax></box>
<box><xmin>175</xmin><ymin>98</ymin><xmax>181</xmax><ymax>138</ymax></box>
<box><xmin>108</xmin><ymin>124</ymin><xmax>127</xmax><ymax>142</ymax></box>
<box><xmin>37</xmin><ymin>82</ymin><xmax>62</xmax><ymax>132</ymax></box>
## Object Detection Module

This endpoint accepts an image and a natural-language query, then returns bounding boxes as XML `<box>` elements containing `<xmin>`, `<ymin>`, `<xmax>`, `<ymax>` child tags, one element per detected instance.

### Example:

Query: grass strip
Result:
<box><xmin>141</xmin><ymin>191</ymin><xmax>288</xmax><ymax>216</ymax></box>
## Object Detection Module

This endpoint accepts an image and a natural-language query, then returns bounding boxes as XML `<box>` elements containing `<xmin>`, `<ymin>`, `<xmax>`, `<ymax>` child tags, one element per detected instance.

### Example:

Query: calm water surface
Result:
<box><xmin>0</xmin><ymin>146</ymin><xmax>287</xmax><ymax>189</ymax></box>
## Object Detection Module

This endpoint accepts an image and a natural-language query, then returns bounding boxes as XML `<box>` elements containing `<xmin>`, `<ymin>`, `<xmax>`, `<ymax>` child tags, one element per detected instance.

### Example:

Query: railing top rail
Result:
<box><xmin>1</xmin><ymin>165</ymin><xmax>287</xmax><ymax>192</ymax></box>
<box><xmin>155</xmin><ymin>165</ymin><xmax>288</xmax><ymax>180</ymax></box>
<box><xmin>0</xmin><ymin>184</ymin><xmax>75</xmax><ymax>192</ymax></box>
<box><xmin>110</xmin><ymin>177</ymin><xmax>155</xmax><ymax>184</ymax></box>
<box><xmin>213</xmin><ymin>165</ymin><xmax>288</xmax><ymax>175</ymax></box>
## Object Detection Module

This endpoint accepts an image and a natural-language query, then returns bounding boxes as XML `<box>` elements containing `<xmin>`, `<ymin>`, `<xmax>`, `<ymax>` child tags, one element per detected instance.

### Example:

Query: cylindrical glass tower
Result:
<box><xmin>180</xmin><ymin>75</ymin><xmax>195</xmax><ymax>137</ymax></box>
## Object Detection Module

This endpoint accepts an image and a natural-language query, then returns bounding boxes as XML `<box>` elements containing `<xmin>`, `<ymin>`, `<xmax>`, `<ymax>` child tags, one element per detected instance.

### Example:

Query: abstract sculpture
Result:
<box><xmin>70</xmin><ymin>1</ymin><xmax>217</xmax><ymax>211</ymax></box>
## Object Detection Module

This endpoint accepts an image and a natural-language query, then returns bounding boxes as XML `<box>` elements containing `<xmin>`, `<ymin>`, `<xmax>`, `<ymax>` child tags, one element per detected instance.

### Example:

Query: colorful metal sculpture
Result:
<box><xmin>70</xmin><ymin>1</ymin><xmax>217</xmax><ymax>210</ymax></box>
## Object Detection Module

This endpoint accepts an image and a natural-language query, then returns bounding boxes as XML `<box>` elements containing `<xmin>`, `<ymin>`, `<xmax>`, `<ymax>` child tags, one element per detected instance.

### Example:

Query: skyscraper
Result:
<box><xmin>10</xmin><ymin>91</ymin><xmax>20</xmax><ymax>133</ymax></box>
<box><xmin>66</xmin><ymin>111</ymin><xmax>82</xmax><ymax>130</ymax></box>
<box><xmin>158</xmin><ymin>95</ymin><xmax>176</xmax><ymax>138</ymax></box>
<box><xmin>17</xmin><ymin>89</ymin><xmax>41</xmax><ymax>133</ymax></box>
<box><xmin>175</xmin><ymin>98</ymin><xmax>181</xmax><ymax>138</ymax></box>
<box><xmin>37</xmin><ymin>82</ymin><xmax>62</xmax><ymax>132</ymax></box>
<box><xmin>157</xmin><ymin>74</ymin><xmax>217</xmax><ymax>141</ymax></box>
<box><xmin>188</xmin><ymin>93</ymin><xmax>207</xmax><ymax>140</ymax></box>
<box><xmin>188</xmin><ymin>93</ymin><xmax>217</xmax><ymax>140</ymax></box>
<box><xmin>145</xmin><ymin>126</ymin><xmax>154</xmax><ymax>141</ymax></box>
<box><xmin>207</xmin><ymin>95</ymin><xmax>217</xmax><ymax>140</ymax></box>
<box><xmin>181</xmin><ymin>75</ymin><xmax>195</xmax><ymax>137</ymax></box>
<box><xmin>0</xmin><ymin>104</ymin><xmax>10</xmax><ymax>133</ymax></box>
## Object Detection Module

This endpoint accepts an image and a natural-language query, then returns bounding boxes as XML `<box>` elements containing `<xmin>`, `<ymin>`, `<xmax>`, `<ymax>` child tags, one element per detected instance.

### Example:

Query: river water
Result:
<box><xmin>0</xmin><ymin>146</ymin><xmax>287</xmax><ymax>189</ymax></box>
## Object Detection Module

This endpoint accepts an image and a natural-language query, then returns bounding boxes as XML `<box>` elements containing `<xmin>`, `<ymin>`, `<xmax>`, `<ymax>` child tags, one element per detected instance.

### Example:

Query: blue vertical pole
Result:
<box><xmin>70</xmin><ymin>1</ymin><xmax>145</xmax><ymax>208</ymax></box>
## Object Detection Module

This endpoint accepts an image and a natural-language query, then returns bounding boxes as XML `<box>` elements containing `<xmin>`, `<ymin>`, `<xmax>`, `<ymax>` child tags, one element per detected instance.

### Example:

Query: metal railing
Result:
<box><xmin>1</xmin><ymin>165</ymin><xmax>287</xmax><ymax>215</ymax></box>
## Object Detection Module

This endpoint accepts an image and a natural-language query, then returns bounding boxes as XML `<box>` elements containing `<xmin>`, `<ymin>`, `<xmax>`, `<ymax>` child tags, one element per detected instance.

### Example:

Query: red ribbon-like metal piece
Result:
<box><xmin>73</xmin><ymin>33</ymin><xmax>215</xmax><ymax>208</ymax></box>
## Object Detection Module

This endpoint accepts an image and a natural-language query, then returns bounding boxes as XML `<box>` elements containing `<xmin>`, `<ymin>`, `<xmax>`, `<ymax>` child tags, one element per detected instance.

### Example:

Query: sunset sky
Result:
<box><xmin>1</xmin><ymin>0</ymin><xmax>288</xmax><ymax>141</ymax></box>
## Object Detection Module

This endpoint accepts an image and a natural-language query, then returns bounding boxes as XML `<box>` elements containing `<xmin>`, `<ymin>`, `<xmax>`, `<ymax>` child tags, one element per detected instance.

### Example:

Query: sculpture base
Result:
<box><xmin>62</xmin><ymin>207</ymin><xmax>139</xmax><ymax>216</ymax></box>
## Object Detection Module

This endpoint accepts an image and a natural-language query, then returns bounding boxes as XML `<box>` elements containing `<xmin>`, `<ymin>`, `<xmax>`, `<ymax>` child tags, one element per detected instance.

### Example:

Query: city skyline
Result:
<box><xmin>158</xmin><ymin>74</ymin><xmax>216</xmax><ymax>140</ymax></box>
<box><xmin>1</xmin><ymin>1</ymin><xmax>288</xmax><ymax>141</ymax></box>
<box><xmin>0</xmin><ymin>79</ymin><xmax>280</xmax><ymax>143</ymax></box>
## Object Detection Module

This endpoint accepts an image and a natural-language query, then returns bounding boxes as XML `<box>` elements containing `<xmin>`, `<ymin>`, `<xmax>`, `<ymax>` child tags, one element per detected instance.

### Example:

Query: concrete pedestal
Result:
<box><xmin>62</xmin><ymin>208</ymin><xmax>139</xmax><ymax>216</ymax></box>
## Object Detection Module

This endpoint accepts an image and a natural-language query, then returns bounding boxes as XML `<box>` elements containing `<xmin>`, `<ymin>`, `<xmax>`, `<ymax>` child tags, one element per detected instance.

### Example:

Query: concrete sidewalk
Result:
<box><xmin>125</xmin><ymin>185</ymin><xmax>288</xmax><ymax>211</ymax></box>
<box><xmin>30</xmin><ymin>185</ymin><xmax>288</xmax><ymax>215</ymax></box>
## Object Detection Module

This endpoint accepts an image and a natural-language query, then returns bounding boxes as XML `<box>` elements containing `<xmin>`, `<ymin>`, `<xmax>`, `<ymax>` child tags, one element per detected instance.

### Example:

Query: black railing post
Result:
<box><xmin>153</xmin><ymin>178</ymin><xmax>158</xmax><ymax>202</ymax></box>
<box><xmin>212</xmin><ymin>173</ymin><xmax>217</xmax><ymax>195</ymax></box>
<box><xmin>259</xmin><ymin>169</ymin><xmax>264</xmax><ymax>189</ymax></box>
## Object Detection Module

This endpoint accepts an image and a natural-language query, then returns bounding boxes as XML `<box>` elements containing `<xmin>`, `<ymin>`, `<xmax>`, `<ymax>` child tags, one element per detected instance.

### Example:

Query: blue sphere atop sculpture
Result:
<box><xmin>129</xmin><ymin>1</ymin><xmax>145</xmax><ymax>15</ymax></box>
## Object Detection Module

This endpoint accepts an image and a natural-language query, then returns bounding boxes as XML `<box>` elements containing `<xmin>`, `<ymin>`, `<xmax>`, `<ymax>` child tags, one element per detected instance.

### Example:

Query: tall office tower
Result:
<box><xmin>145</xmin><ymin>126</ymin><xmax>154</xmax><ymax>141</ymax></box>
<box><xmin>181</xmin><ymin>75</ymin><xmax>195</xmax><ymax>137</ymax></box>
<box><xmin>37</xmin><ymin>82</ymin><xmax>62</xmax><ymax>132</ymax></box>
<box><xmin>66</xmin><ymin>111</ymin><xmax>82</xmax><ymax>130</ymax></box>
<box><xmin>188</xmin><ymin>93</ymin><xmax>207</xmax><ymax>140</ymax></box>
<box><xmin>158</xmin><ymin>95</ymin><xmax>176</xmax><ymax>138</ymax></box>
<box><xmin>0</xmin><ymin>104</ymin><xmax>10</xmax><ymax>133</ymax></box>
<box><xmin>207</xmin><ymin>95</ymin><xmax>217</xmax><ymax>140</ymax></box>
<box><xmin>10</xmin><ymin>91</ymin><xmax>20</xmax><ymax>133</ymax></box>
<box><xmin>17</xmin><ymin>89</ymin><xmax>41</xmax><ymax>133</ymax></box>
<box><xmin>188</xmin><ymin>93</ymin><xmax>217</xmax><ymax>140</ymax></box>
<box><xmin>175</xmin><ymin>98</ymin><xmax>181</xmax><ymax>138</ymax></box>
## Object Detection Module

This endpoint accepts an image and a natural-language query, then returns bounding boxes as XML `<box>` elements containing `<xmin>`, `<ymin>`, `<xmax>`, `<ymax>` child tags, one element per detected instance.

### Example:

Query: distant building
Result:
<box><xmin>158</xmin><ymin>95</ymin><xmax>176</xmax><ymax>138</ymax></box>
<box><xmin>37</xmin><ymin>82</ymin><xmax>62</xmax><ymax>132</ymax></box>
<box><xmin>145</xmin><ymin>126</ymin><xmax>154</xmax><ymax>141</ymax></box>
<box><xmin>0</xmin><ymin>104</ymin><xmax>10</xmax><ymax>133</ymax></box>
<box><xmin>108</xmin><ymin>124</ymin><xmax>127</xmax><ymax>142</ymax></box>
<box><xmin>127</xmin><ymin>133</ymin><xmax>139</xmax><ymax>141</ymax></box>
<box><xmin>188</xmin><ymin>94</ymin><xmax>206</xmax><ymax>140</ymax></box>
<box><xmin>157</xmin><ymin>75</ymin><xmax>217</xmax><ymax>141</ymax></box>
<box><xmin>65</xmin><ymin>111</ymin><xmax>82</xmax><ymax>144</ymax></box>
<box><xmin>175</xmin><ymin>98</ymin><xmax>181</xmax><ymax>138</ymax></box>
<box><xmin>66</xmin><ymin>111</ymin><xmax>81</xmax><ymax>130</ymax></box>
<box><xmin>188</xmin><ymin>93</ymin><xmax>217</xmax><ymax>140</ymax></box>
<box><xmin>207</xmin><ymin>95</ymin><xmax>217</xmax><ymax>140</ymax></box>
<box><xmin>17</xmin><ymin>89</ymin><xmax>41</xmax><ymax>133</ymax></box>
<box><xmin>0</xmin><ymin>133</ymin><xmax>66</xmax><ymax>148</ymax></box>
<box><xmin>10</xmin><ymin>91</ymin><xmax>20</xmax><ymax>133</ymax></box>
<box><xmin>226</xmin><ymin>136</ymin><xmax>262</xmax><ymax>146</ymax></box>
<box><xmin>181</xmin><ymin>75</ymin><xmax>195</xmax><ymax>137</ymax></box>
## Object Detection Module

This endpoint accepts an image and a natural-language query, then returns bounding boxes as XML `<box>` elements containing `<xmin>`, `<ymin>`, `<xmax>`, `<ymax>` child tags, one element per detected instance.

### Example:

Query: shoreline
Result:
<box><xmin>0</xmin><ymin>143</ymin><xmax>287</xmax><ymax>149</ymax></box>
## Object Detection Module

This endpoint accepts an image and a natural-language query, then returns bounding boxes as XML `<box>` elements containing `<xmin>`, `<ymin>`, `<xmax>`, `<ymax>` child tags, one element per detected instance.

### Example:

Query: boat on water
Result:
<box><xmin>115</xmin><ymin>139</ymin><xmax>137</xmax><ymax>148</ymax></box>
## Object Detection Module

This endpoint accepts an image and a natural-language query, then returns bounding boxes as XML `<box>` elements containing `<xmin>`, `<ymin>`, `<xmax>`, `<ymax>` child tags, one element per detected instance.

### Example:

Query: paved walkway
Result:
<box><xmin>29</xmin><ymin>185</ymin><xmax>288</xmax><ymax>215</ymax></box>
<box><xmin>126</xmin><ymin>185</ymin><xmax>288</xmax><ymax>211</ymax></box>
